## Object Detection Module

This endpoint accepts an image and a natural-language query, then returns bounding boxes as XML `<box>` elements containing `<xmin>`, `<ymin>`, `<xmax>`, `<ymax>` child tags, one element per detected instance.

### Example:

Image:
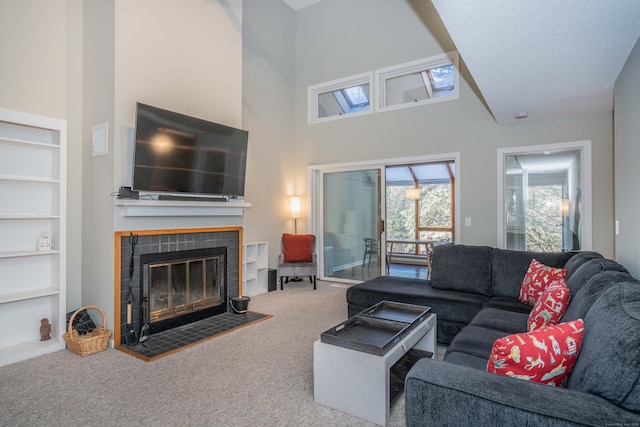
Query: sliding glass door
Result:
<box><xmin>321</xmin><ymin>169</ymin><xmax>382</xmax><ymax>282</ymax></box>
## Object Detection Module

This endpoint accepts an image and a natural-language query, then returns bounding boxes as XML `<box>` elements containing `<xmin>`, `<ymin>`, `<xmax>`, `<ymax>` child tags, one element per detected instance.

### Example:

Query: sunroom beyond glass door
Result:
<box><xmin>323</xmin><ymin>169</ymin><xmax>381</xmax><ymax>282</ymax></box>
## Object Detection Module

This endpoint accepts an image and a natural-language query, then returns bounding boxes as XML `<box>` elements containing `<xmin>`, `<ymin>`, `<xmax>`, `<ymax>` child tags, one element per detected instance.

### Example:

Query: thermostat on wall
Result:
<box><xmin>38</xmin><ymin>233</ymin><xmax>52</xmax><ymax>251</ymax></box>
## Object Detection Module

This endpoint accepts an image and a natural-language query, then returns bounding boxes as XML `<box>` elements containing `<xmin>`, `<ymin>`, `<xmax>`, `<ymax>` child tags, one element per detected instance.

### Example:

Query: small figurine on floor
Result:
<box><xmin>40</xmin><ymin>318</ymin><xmax>51</xmax><ymax>341</ymax></box>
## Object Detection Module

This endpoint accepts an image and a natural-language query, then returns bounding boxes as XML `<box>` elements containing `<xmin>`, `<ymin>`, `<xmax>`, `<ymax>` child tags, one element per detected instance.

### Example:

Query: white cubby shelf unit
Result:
<box><xmin>0</xmin><ymin>108</ymin><xmax>67</xmax><ymax>367</ymax></box>
<box><xmin>243</xmin><ymin>241</ymin><xmax>268</xmax><ymax>297</ymax></box>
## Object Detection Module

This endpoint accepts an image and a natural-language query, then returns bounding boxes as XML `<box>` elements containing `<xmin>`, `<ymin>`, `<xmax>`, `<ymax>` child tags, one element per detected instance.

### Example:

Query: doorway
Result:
<box><xmin>498</xmin><ymin>141</ymin><xmax>592</xmax><ymax>251</ymax></box>
<box><xmin>310</xmin><ymin>154</ymin><xmax>459</xmax><ymax>283</ymax></box>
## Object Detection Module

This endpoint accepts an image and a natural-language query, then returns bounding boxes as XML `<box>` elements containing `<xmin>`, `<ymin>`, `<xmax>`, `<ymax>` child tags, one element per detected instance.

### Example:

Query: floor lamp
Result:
<box><xmin>291</xmin><ymin>196</ymin><xmax>300</xmax><ymax>234</ymax></box>
<box><xmin>289</xmin><ymin>196</ymin><xmax>303</xmax><ymax>282</ymax></box>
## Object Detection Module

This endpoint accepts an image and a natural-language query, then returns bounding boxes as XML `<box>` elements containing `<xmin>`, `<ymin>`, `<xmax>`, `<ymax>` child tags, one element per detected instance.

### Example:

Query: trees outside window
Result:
<box><xmin>386</xmin><ymin>162</ymin><xmax>454</xmax><ymax>256</ymax></box>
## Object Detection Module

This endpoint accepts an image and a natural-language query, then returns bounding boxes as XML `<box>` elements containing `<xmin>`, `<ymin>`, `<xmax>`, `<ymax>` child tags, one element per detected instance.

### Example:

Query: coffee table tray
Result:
<box><xmin>321</xmin><ymin>315</ymin><xmax>411</xmax><ymax>356</ymax></box>
<box><xmin>359</xmin><ymin>301</ymin><xmax>431</xmax><ymax>324</ymax></box>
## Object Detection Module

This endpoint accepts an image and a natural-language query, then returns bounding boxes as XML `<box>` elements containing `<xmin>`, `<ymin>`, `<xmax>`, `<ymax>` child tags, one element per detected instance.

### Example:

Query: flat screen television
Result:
<box><xmin>132</xmin><ymin>103</ymin><xmax>248</xmax><ymax>198</ymax></box>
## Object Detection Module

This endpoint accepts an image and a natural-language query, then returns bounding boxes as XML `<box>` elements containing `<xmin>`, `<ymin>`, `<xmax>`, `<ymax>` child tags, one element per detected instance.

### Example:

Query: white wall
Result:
<box><xmin>291</xmin><ymin>0</ymin><xmax>615</xmax><ymax>256</ymax></box>
<box><xmin>0</xmin><ymin>1</ymin><xmax>67</xmax><ymax>118</ymax></box>
<box><xmin>614</xmin><ymin>37</ymin><xmax>640</xmax><ymax>277</ymax></box>
<box><xmin>242</xmin><ymin>0</ymin><xmax>296</xmax><ymax>267</ymax></box>
<box><xmin>81</xmin><ymin>0</ymin><xmax>244</xmax><ymax>330</ymax></box>
<box><xmin>81</xmin><ymin>0</ymin><xmax>116</xmax><ymax>318</ymax></box>
<box><xmin>0</xmin><ymin>0</ymin><xmax>84</xmax><ymax>310</ymax></box>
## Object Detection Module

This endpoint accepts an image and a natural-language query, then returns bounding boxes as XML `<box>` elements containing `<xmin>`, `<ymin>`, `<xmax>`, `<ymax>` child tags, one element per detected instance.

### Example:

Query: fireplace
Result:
<box><xmin>141</xmin><ymin>247</ymin><xmax>227</xmax><ymax>335</ymax></box>
<box><xmin>117</xmin><ymin>228</ymin><xmax>241</xmax><ymax>345</ymax></box>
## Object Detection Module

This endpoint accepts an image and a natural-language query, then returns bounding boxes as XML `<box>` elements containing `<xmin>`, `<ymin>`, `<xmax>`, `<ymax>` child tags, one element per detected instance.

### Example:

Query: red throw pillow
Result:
<box><xmin>283</xmin><ymin>233</ymin><xmax>314</xmax><ymax>263</ymax></box>
<box><xmin>519</xmin><ymin>259</ymin><xmax>567</xmax><ymax>306</ymax></box>
<box><xmin>487</xmin><ymin>319</ymin><xmax>584</xmax><ymax>387</ymax></box>
<box><xmin>527</xmin><ymin>280</ymin><xmax>570</xmax><ymax>331</ymax></box>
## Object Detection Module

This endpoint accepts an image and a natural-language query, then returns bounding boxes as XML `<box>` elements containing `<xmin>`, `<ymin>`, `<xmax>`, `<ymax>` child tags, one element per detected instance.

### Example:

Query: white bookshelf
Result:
<box><xmin>243</xmin><ymin>241</ymin><xmax>268</xmax><ymax>297</ymax></box>
<box><xmin>0</xmin><ymin>108</ymin><xmax>67</xmax><ymax>366</ymax></box>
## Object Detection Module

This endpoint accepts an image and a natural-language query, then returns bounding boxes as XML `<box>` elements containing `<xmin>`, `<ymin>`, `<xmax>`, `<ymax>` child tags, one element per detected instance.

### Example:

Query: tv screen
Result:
<box><xmin>132</xmin><ymin>103</ymin><xmax>248</xmax><ymax>198</ymax></box>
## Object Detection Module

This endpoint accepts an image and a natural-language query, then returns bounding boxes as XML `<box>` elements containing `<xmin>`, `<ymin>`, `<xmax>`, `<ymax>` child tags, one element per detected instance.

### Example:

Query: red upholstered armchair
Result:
<box><xmin>277</xmin><ymin>233</ymin><xmax>317</xmax><ymax>289</ymax></box>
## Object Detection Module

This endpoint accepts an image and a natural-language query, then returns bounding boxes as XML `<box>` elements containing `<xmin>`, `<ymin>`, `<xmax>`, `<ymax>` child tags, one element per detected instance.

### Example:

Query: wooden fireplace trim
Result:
<box><xmin>113</xmin><ymin>226</ymin><xmax>244</xmax><ymax>347</ymax></box>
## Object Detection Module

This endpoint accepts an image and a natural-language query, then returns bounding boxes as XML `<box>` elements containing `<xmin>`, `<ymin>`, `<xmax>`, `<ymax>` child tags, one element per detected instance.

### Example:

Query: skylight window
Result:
<box><xmin>308</xmin><ymin>72</ymin><xmax>373</xmax><ymax>124</ymax></box>
<box><xmin>428</xmin><ymin>64</ymin><xmax>455</xmax><ymax>90</ymax></box>
<box><xmin>375</xmin><ymin>52</ymin><xmax>459</xmax><ymax>113</ymax></box>
<box><xmin>329</xmin><ymin>85</ymin><xmax>370</xmax><ymax>114</ymax></box>
<box><xmin>342</xmin><ymin>86</ymin><xmax>369</xmax><ymax>106</ymax></box>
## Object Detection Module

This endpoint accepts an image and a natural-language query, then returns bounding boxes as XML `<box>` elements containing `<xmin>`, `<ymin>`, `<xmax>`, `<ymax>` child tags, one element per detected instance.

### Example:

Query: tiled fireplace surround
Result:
<box><xmin>114</xmin><ymin>227</ymin><xmax>241</xmax><ymax>347</ymax></box>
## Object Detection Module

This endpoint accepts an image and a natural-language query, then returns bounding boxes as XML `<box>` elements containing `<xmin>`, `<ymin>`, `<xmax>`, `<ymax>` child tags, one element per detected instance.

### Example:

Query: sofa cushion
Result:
<box><xmin>444</xmin><ymin>351</ymin><xmax>490</xmax><ymax>370</ymax></box>
<box><xmin>491</xmin><ymin>249</ymin><xmax>575</xmax><ymax>299</ymax></box>
<box><xmin>563</xmin><ymin>251</ymin><xmax>603</xmax><ymax>280</ymax></box>
<box><xmin>562</xmin><ymin>271</ymin><xmax>637</xmax><ymax>323</ymax></box>
<box><xmin>346</xmin><ymin>276</ymin><xmax>488</xmax><ymax>325</ymax></box>
<box><xmin>518</xmin><ymin>259</ymin><xmax>567</xmax><ymax>306</ymax></box>
<box><xmin>445</xmin><ymin>325</ymin><xmax>508</xmax><ymax>360</ymax></box>
<box><xmin>565</xmin><ymin>258</ymin><xmax>629</xmax><ymax>298</ymax></box>
<box><xmin>567</xmin><ymin>281</ymin><xmax>640</xmax><ymax>411</ymax></box>
<box><xmin>527</xmin><ymin>280</ymin><xmax>570</xmax><ymax>331</ymax></box>
<box><xmin>430</xmin><ymin>244</ymin><xmax>494</xmax><ymax>296</ymax></box>
<box><xmin>483</xmin><ymin>297</ymin><xmax>532</xmax><ymax>314</ymax></box>
<box><xmin>487</xmin><ymin>319</ymin><xmax>584</xmax><ymax>387</ymax></box>
<box><xmin>468</xmin><ymin>307</ymin><xmax>529</xmax><ymax>334</ymax></box>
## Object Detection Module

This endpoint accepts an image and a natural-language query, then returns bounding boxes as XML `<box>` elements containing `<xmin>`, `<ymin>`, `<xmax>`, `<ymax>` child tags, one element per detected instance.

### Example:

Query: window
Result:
<box><xmin>386</xmin><ymin>162</ymin><xmax>456</xmax><ymax>246</ymax></box>
<box><xmin>498</xmin><ymin>141</ymin><xmax>592</xmax><ymax>252</ymax></box>
<box><xmin>375</xmin><ymin>52</ymin><xmax>459</xmax><ymax>113</ymax></box>
<box><xmin>308</xmin><ymin>72</ymin><xmax>373</xmax><ymax>124</ymax></box>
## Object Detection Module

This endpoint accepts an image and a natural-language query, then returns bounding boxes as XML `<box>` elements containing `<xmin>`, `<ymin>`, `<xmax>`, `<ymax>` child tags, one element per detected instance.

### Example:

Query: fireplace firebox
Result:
<box><xmin>141</xmin><ymin>247</ymin><xmax>227</xmax><ymax>334</ymax></box>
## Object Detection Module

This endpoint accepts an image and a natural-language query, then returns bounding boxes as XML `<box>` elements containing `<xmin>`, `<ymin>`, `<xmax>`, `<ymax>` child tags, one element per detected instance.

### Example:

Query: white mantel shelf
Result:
<box><xmin>115</xmin><ymin>199</ymin><xmax>251</xmax><ymax>217</ymax></box>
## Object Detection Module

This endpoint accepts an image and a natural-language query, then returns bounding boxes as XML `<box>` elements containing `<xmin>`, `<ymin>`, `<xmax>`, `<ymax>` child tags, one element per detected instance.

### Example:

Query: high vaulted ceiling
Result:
<box><xmin>282</xmin><ymin>0</ymin><xmax>640</xmax><ymax>124</ymax></box>
<box><xmin>430</xmin><ymin>0</ymin><xmax>640</xmax><ymax>124</ymax></box>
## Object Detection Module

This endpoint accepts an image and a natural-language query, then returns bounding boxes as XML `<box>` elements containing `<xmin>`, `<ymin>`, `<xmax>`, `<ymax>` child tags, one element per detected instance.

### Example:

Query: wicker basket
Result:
<box><xmin>63</xmin><ymin>305</ymin><xmax>111</xmax><ymax>356</ymax></box>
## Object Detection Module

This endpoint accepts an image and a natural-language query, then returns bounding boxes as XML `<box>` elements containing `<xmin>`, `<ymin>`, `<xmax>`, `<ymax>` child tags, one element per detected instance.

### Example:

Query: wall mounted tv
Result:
<box><xmin>132</xmin><ymin>103</ymin><xmax>248</xmax><ymax>198</ymax></box>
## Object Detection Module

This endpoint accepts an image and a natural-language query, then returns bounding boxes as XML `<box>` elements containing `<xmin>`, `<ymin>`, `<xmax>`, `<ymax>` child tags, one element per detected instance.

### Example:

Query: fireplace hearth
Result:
<box><xmin>117</xmin><ymin>228</ymin><xmax>241</xmax><ymax>346</ymax></box>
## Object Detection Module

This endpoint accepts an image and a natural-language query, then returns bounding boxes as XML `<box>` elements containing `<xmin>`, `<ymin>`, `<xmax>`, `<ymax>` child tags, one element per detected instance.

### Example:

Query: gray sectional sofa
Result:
<box><xmin>345</xmin><ymin>244</ymin><xmax>640</xmax><ymax>426</ymax></box>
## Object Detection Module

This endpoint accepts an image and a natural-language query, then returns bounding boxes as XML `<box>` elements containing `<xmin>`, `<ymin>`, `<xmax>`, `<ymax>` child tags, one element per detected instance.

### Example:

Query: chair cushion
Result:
<box><xmin>518</xmin><ymin>259</ymin><xmax>567</xmax><ymax>306</ymax></box>
<box><xmin>487</xmin><ymin>319</ymin><xmax>584</xmax><ymax>387</ymax></box>
<box><xmin>282</xmin><ymin>233</ymin><xmax>314</xmax><ymax>262</ymax></box>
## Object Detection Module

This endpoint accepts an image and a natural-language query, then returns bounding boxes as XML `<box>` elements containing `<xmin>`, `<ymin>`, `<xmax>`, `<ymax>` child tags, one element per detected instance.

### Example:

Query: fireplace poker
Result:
<box><xmin>139</xmin><ymin>296</ymin><xmax>149</xmax><ymax>344</ymax></box>
<box><xmin>124</xmin><ymin>233</ymin><xmax>139</xmax><ymax>346</ymax></box>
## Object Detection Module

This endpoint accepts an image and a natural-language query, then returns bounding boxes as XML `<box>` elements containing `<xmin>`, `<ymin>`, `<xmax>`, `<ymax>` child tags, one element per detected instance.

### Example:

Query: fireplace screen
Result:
<box><xmin>148</xmin><ymin>255</ymin><xmax>222</xmax><ymax>323</ymax></box>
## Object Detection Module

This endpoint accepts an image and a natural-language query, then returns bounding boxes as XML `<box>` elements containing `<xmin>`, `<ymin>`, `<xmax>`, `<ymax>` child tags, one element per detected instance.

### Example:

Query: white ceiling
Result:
<box><xmin>282</xmin><ymin>0</ymin><xmax>640</xmax><ymax>125</ymax></box>
<box><xmin>431</xmin><ymin>0</ymin><xmax>640</xmax><ymax>124</ymax></box>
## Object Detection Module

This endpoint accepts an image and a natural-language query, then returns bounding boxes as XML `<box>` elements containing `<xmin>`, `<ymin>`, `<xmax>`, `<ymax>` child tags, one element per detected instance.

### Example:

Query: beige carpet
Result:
<box><xmin>0</xmin><ymin>280</ymin><xmax>444</xmax><ymax>426</ymax></box>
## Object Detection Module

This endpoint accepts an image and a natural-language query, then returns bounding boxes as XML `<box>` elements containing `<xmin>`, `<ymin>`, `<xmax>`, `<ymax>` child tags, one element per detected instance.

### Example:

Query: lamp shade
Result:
<box><xmin>290</xmin><ymin>197</ymin><xmax>301</xmax><ymax>219</ymax></box>
<box><xmin>562</xmin><ymin>198</ymin><xmax>569</xmax><ymax>216</ymax></box>
<box><xmin>406</xmin><ymin>188</ymin><xmax>420</xmax><ymax>200</ymax></box>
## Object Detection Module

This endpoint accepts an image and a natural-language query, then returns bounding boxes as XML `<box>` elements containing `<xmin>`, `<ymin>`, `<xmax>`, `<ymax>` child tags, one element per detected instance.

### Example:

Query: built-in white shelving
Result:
<box><xmin>0</xmin><ymin>108</ymin><xmax>67</xmax><ymax>367</ymax></box>
<box><xmin>243</xmin><ymin>241</ymin><xmax>268</xmax><ymax>297</ymax></box>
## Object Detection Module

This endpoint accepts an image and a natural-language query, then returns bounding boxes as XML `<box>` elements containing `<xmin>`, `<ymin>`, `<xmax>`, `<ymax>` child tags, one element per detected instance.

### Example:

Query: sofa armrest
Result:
<box><xmin>405</xmin><ymin>358</ymin><xmax>640</xmax><ymax>427</ymax></box>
